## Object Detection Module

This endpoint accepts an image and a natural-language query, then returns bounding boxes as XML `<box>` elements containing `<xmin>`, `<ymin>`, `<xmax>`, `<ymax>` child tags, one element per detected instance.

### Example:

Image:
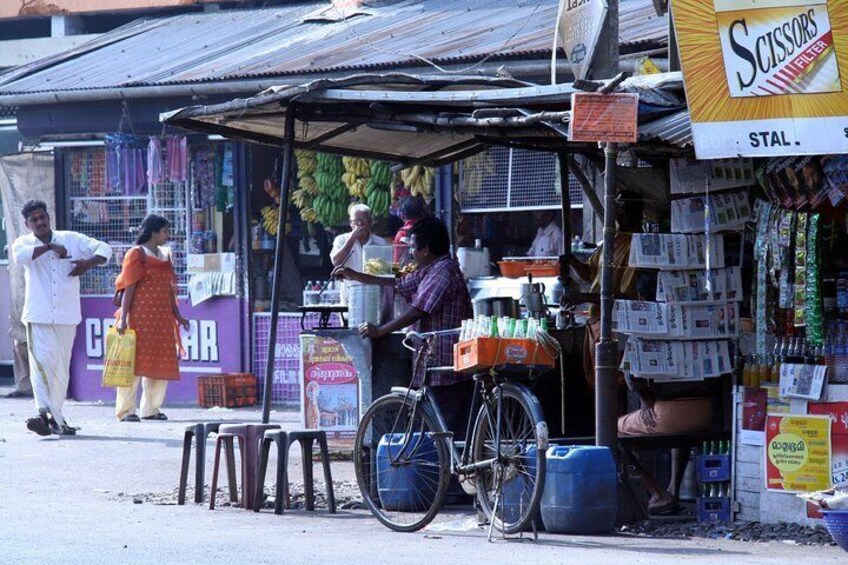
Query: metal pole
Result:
<box><xmin>261</xmin><ymin>108</ymin><xmax>296</xmax><ymax>424</ymax></box>
<box><xmin>557</xmin><ymin>150</ymin><xmax>572</xmax><ymax>435</ymax></box>
<box><xmin>557</xmin><ymin>151</ymin><xmax>572</xmax><ymax>261</ymax></box>
<box><xmin>595</xmin><ymin>141</ymin><xmax>619</xmax><ymax>449</ymax></box>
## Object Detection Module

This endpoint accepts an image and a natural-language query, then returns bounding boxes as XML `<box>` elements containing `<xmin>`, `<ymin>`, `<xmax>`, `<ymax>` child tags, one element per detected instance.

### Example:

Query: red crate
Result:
<box><xmin>453</xmin><ymin>337</ymin><xmax>555</xmax><ymax>373</ymax></box>
<box><xmin>197</xmin><ymin>373</ymin><xmax>258</xmax><ymax>408</ymax></box>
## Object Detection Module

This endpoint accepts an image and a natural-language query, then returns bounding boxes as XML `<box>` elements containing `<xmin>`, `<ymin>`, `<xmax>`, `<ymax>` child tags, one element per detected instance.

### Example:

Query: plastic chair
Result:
<box><xmin>254</xmin><ymin>429</ymin><xmax>336</xmax><ymax>514</ymax></box>
<box><xmin>209</xmin><ymin>423</ymin><xmax>281</xmax><ymax>510</ymax></box>
<box><xmin>178</xmin><ymin>422</ymin><xmax>232</xmax><ymax>505</ymax></box>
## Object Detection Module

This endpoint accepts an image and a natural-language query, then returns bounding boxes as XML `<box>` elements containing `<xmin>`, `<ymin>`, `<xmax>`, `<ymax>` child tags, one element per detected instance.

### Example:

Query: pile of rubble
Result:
<box><xmin>622</xmin><ymin>519</ymin><xmax>835</xmax><ymax>546</ymax></box>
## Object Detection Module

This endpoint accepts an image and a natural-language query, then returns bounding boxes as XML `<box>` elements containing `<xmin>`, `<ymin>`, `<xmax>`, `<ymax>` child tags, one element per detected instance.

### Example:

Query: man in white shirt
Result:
<box><xmin>527</xmin><ymin>210</ymin><xmax>565</xmax><ymax>257</ymax></box>
<box><xmin>330</xmin><ymin>204</ymin><xmax>387</xmax><ymax>303</ymax></box>
<box><xmin>11</xmin><ymin>200</ymin><xmax>112</xmax><ymax>436</ymax></box>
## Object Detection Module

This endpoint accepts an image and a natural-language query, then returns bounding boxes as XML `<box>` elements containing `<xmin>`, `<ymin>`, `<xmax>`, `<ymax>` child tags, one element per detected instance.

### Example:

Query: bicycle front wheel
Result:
<box><xmin>471</xmin><ymin>383</ymin><xmax>548</xmax><ymax>534</ymax></box>
<box><xmin>354</xmin><ymin>393</ymin><xmax>450</xmax><ymax>532</ymax></box>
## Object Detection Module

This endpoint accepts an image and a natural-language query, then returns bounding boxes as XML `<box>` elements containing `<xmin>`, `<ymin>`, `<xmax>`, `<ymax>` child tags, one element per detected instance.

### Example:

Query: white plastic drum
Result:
<box><xmin>347</xmin><ymin>284</ymin><xmax>381</xmax><ymax>327</ymax></box>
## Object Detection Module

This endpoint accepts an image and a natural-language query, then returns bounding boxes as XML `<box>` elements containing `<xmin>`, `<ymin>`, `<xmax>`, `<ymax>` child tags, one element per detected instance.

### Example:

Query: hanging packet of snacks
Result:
<box><xmin>754</xmin><ymin>201</ymin><xmax>772</xmax><ymax>356</ymax></box>
<box><xmin>777</xmin><ymin>210</ymin><xmax>795</xmax><ymax>309</ymax></box>
<box><xmin>794</xmin><ymin>213</ymin><xmax>808</xmax><ymax>327</ymax></box>
<box><xmin>806</xmin><ymin>214</ymin><xmax>823</xmax><ymax>346</ymax></box>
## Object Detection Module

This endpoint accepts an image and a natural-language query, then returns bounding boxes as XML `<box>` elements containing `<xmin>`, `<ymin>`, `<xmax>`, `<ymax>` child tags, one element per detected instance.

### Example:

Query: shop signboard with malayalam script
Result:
<box><xmin>672</xmin><ymin>0</ymin><xmax>848</xmax><ymax>158</ymax></box>
<box><xmin>558</xmin><ymin>0</ymin><xmax>608</xmax><ymax>80</ymax></box>
<box><xmin>300</xmin><ymin>332</ymin><xmax>370</xmax><ymax>441</ymax></box>
<box><xmin>569</xmin><ymin>92</ymin><xmax>639</xmax><ymax>143</ymax></box>
<box><xmin>765</xmin><ymin>414</ymin><xmax>831</xmax><ymax>492</ymax></box>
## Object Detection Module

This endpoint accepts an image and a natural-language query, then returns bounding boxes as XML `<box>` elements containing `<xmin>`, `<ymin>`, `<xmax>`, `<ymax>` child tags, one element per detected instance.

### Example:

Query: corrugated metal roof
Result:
<box><xmin>638</xmin><ymin>110</ymin><xmax>692</xmax><ymax>147</ymax></box>
<box><xmin>161</xmin><ymin>72</ymin><xmax>687</xmax><ymax>164</ymax></box>
<box><xmin>0</xmin><ymin>0</ymin><xmax>667</xmax><ymax>96</ymax></box>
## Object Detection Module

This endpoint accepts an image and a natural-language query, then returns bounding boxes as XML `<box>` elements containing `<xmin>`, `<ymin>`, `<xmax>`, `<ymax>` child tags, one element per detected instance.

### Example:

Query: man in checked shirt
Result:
<box><xmin>333</xmin><ymin>216</ymin><xmax>474</xmax><ymax>438</ymax></box>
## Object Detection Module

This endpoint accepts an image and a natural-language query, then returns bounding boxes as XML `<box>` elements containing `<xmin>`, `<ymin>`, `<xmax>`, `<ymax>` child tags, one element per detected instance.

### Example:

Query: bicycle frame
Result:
<box><xmin>393</xmin><ymin>330</ymin><xmax>520</xmax><ymax>479</ymax></box>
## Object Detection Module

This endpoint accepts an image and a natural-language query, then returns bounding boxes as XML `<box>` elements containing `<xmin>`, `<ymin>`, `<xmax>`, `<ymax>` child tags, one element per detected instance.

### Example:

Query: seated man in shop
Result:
<box><xmin>332</xmin><ymin>217</ymin><xmax>474</xmax><ymax>437</ymax></box>
<box><xmin>527</xmin><ymin>210</ymin><xmax>564</xmax><ymax>257</ymax></box>
<box><xmin>565</xmin><ymin>189</ymin><xmax>644</xmax><ymax>389</ymax></box>
<box><xmin>618</xmin><ymin>375</ymin><xmax>714</xmax><ymax>515</ymax></box>
<box><xmin>330</xmin><ymin>203</ymin><xmax>387</xmax><ymax>303</ymax></box>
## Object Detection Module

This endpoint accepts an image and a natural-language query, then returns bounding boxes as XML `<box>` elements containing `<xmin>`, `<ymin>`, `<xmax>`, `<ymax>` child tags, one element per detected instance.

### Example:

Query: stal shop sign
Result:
<box><xmin>85</xmin><ymin>318</ymin><xmax>220</xmax><ymax>364</ymax></box>
<box><xmin>672</xmin><ymin>0</ymin><xmax>848</xmax><ymax>159</ymax></box>
<box><xmin>558</xmin><ymin>0</ymin><xmax>608</xmax><ymax>80</ymax></box>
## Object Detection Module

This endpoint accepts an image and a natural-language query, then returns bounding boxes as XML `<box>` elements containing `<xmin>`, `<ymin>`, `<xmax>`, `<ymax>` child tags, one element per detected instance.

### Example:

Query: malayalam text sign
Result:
<box><xmin>569</xmin><ymin>92</ymin><xmax>639</xmax><ymax>143</ymax></box>
<box><xmin>765</xmin><ymin>414</ymin><xmax>831</xmax><ymax>492</ymax></box>
<box><xmin>672</xmin><ymin>0</ymin><xmax>848</xmax><ymax>158</ymax></box>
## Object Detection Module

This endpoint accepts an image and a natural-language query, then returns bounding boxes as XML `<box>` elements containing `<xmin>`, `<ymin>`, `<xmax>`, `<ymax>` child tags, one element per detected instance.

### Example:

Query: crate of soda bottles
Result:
<box><xmin>697</xmin><ymin>440</ymin><xmax>731</xmax><ymax>483</ymax></box>
<box><xmin>697</xmin><ymin>495</ymin><xmax>732</xmax><ymax>523</ymax></box>
<box><xmin>696</xmin><ymin>439</ymin><xmax>732</xmax><ymax>523</ymax></box>
<box><xmin>454</xmin><ymin>315</ymin><xmax>556</xmax><ymax>373</ymax></box>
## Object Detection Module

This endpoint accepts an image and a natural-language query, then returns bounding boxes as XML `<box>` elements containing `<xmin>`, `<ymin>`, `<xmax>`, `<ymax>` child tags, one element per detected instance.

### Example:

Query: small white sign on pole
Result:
<box><xmin>557</xmin><ymin>0</ymin><xmax>609</xmax><ymax>81</ymax></box>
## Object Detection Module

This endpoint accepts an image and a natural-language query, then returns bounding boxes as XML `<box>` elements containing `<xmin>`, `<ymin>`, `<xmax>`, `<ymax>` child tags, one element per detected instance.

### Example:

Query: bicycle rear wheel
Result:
<box><xmin>354</xmin><ymin>393</ymin><xmax>450</xmax><ymax>532</ymax></box>
<box><xmin>471</xmin><ymin>383</ymin><xmax>548</xmax><ymax>534</ymax></box>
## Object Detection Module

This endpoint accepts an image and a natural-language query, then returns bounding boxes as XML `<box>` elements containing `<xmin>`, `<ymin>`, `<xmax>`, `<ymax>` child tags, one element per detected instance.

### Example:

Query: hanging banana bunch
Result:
<box><xmin>314</xmin><ymin>153</ymin><xmax>350</xmax><ymax>227</ymax></box>
<box><xmin>342</xmin><ymin>156</ymin><xmax>371</xmax><ymax>199</ymax></box>
<box><xmin>291</xmin><ymin>150</ymin><xmax>320</xmax><ymax>225</ymax></box>
<box><xmin>399</xmin><ymin>165</ymin><xmax>436</xmax><ymax>199</ymax></box>
<box><xmin>365</xmin><ymin>160</ymin><xmax>392</xmax><ymax>219</ymax></box>
<box><xmin>260</xmin><ymin>205</ymin><xmax>280</xmax><ymax>236</ymax></box>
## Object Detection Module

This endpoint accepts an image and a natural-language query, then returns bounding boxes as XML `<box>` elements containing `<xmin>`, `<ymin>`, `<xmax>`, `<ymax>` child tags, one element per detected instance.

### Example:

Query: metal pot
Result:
<box><xmin>473</xmin><ymin>297</ymin><xmax>520</xmax><ymax>318</ymax></box>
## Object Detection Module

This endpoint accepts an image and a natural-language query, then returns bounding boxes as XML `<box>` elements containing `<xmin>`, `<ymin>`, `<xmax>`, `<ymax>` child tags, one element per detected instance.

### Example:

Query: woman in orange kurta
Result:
<box><xmin>114</xmin><ymin>215</ymin><xmax>189</xmax><ymax>422</ymax></box>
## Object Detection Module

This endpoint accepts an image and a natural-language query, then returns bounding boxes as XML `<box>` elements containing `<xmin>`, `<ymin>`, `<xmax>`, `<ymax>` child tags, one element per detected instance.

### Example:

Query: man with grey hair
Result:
<box><xmin>330</xmin><ymin>204</ymin><xmax>387</xmax><ymax>303</ymax></box>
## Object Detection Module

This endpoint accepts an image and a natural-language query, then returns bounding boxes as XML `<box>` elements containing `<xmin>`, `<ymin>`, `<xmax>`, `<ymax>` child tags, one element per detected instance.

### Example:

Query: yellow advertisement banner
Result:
<box><xmin>671</xmin><ymin>0</ymin><xmax>848</xmax><ymax>158</ymax></box>
<box><xmin>765</xmin><ymin>414</ymin><xmax>831</xmax><ymax>492</ymax></box>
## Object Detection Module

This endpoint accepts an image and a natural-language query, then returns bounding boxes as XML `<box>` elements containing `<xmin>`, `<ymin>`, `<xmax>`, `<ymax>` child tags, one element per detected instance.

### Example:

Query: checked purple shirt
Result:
<box><xmin>395</xmin><ymin>255</ymin><xmax>473</xmax><ymax>387</ymax></box>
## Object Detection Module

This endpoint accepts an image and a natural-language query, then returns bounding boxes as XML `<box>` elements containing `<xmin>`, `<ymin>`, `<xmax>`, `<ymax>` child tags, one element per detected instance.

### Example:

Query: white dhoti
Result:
<box><xmin>27</xmin><ymin>323</ymin><xmax>77</xmax><ymax>426</ymax></box>
<box><xmin>115</xmin><ymin>377</ymin><xmax>169</xmax><ymax>420</ymax></box>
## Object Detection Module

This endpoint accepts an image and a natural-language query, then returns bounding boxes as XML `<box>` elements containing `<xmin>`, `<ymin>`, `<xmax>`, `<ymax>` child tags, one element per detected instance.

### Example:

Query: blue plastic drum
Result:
<box><xmin>376</xmin><ymin>433</ymin><xmax>441</xmax><ymax>512</ymax></box>
<box><xmin>540</xmin><ymin>445</ymin><xmax>617</xmax><ymax>534</ymax></box>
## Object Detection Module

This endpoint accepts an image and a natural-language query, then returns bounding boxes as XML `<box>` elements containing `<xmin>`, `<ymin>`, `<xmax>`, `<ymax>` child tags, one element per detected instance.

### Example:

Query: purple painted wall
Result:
<box><xmin>69</xmin><ymin>296</ymin><xmax>246</xmax><ymax>404</ymax></box>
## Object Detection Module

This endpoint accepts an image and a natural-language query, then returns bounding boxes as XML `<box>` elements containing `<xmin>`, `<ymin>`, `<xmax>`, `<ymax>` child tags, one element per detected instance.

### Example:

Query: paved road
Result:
<box><xmin>0</xmin><ymin>390</ymin><xmax>844</xmax><ymax>565</ymax></box>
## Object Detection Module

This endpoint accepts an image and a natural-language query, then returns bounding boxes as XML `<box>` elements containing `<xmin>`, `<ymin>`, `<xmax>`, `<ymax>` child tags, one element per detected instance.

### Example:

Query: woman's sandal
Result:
<box><xmin>141</xmin><ymin>412</ymin><xmax>168</xmax><ymax>421</ymax></box>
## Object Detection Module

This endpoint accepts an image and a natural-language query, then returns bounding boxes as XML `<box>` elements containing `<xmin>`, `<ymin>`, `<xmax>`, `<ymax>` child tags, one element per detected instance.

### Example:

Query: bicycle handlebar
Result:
<box><xmin>401</xmin><ymin>328</ymin><xmax>462</xmax><ymax>352</ymax></box>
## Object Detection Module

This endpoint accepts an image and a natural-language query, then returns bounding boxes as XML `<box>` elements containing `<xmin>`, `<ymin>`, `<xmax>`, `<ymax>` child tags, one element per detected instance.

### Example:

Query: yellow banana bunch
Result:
<box><xmin>299</xmin><ymin>207</ymin><xmax>318</xmax><ymax>223</ymax></box>
<box><xmin>260</xmin><ymin>205</ymin><xmax>280</xmax><ymax>236</ymax></box>
<box><xmin>342</xmin><ymin>156</ymin><xmax>371</xmax><ymax>199</ymax></box>
<box><xmin>400</xmin><ymin>165</ymin><xmax>436</xmax><ymax>198</ymax></box>
<box><xmin>300</xmin><ymin>176</ymin><xmax>319</xmax><ymax>195</ymax></box>
<box><xmin>295</xmin><ymin>150</ymin><xmax>317</xmax><ymax>176</ymax></box>
<box><xmin>293</xmin><ymin>150</ymin><xmax>320</xmax><ymax>223</ymax></box>
<box><xmin>291</xmin><ymin>188</ymin><xmax>311</xmax><ymax>209</ymax></box>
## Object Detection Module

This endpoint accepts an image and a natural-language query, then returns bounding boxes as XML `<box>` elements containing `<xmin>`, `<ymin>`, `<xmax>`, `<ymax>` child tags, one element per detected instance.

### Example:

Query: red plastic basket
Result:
<box><xmin>453</xmin><ymin>337</ymin><xmax>555</xmax><ymax>373</ymax></box>
<box><xmin>197</xmin><ymin>373</ymin><xmax>258</xmax><ymax>408</ymax></box>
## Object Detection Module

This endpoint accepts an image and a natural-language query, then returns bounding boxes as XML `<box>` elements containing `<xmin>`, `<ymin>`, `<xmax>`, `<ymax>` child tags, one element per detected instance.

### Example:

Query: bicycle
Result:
<box><xmin>353</xmin><ymin>329</ymin><xmax>550</xmax><ymax>535</ymax></box>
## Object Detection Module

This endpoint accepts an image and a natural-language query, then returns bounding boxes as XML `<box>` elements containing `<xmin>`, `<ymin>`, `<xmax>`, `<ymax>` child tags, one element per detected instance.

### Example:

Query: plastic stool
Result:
<box><xmin>178</xmin><ymin>422</ymin><xmax>235</xmax><ymax>505</ymax></box>
<box><xmin>209</xmin><ymin>423</ymin><xmax>280</xmax><ymax>510</ymax></box>
<box><xmin>254</xmin><ymin>429</ymin><xmax>336</xmax><ymax>514</ymax></box>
